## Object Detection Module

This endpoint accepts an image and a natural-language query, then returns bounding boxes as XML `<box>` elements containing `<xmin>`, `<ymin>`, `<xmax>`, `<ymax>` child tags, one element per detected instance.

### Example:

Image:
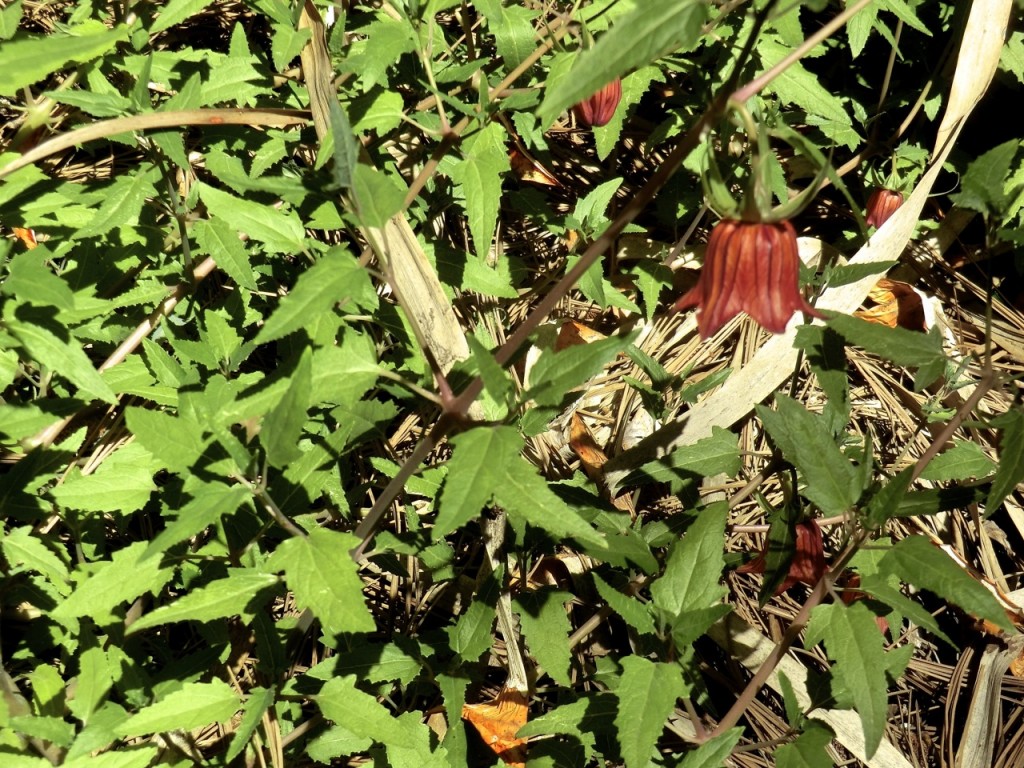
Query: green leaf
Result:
<box><xmin>448</xmin><ymin>565</ymin><xmax>500</xmax><ymax>661</ymax></box>
<box><xmin>446</xmin><ymin>122</ymin><xmax>509</xmax><ymax>257</ymax></box>
<box><xmin>2</xmin><ymin>248</ymin><xmax>75</xmax><ymax>311</ymax></box>
<box><xmin>198</xmin><ymin>182</ymin><xmax>306</xmax><ymax>253</ymax></box>
<box><xmin>193</xmin><ymin>218</ymin><xmax>258</xmax><ymax>290</ymax></box>
<box><xmin>795</xmin><ymin>325</ymin><xmax>850</xmax><ymax>436</ymax></box>
<box><xmin>538</xmin><ymin>0</ymin><xmax>705</xmax><ymax>126</ymax></box>
<box><xmin>226</xmin><ymin>687</ymin><xmax>275</xmax><ymax>763</ymax></box>
<box><xmin>775</xmin><ymin>722</ymin><xmax>835</xmax><ymax>768</ymax></box>
<box><xmin>128</xmin><ymin>571</ymin><xmax>280</xmax><ymax>633</ymax></box>
<box><xmin>881</xmin><ymin>535</ymin><xmax>1014</xmax><ymax>632</ymax></box>
<box><xmin>125</xmin><ymin>407</ymin><xmax>208</xmax><ymax>472</ymax></box>
<box><xmin>143</xmin><ymin>482</ymin><xmax>250</xmax><ymax>559</ymax></box>
<box><xmin>951</xmin><ymin>139</ymin><xmax>1018</xmax><ymax>216</ymax></box>
<box><xmin>67</xmin><ymin>645</ymin><xmax>113</xmax><ymax>724</ymax></box>
<box><xmin>592</xmin><ymin>571</ymin><xmax>655</xmax><ymax>635</ymax></box>
<box><xmin>352</xmin><ymin>163</ymin><xmax>406</xmax><ymax>228</ymax></box>
<box><xmin>434</xmin><ymin>426</ymin><xmax>520</xmax><ymax>536</ymax></box>
<box><xmin>988</xmin><ymin>409</ymin><xmax>1024</xmax><ymax>512</ymax></box>
<box><xmin>76</xmin><ymin>167</ymin><xmax>159</xmax><ymax>239</ymax></box>
<box><xmin>475</xmin><ymin>0</ymin><xmax>537</xmax><ymax>71</ymax></box>
<box><xmin>614</xmin><ymin>656</ymin><xmax>686</xmax><ymax>768</ymax></box>
<box><xmin>6</xmin><ymin>315</ymin><xmax>117</xmax><ymax>404</ymax></box>
<box><xmin>514</xmin><ymin>588</ymin><xmax>573</xmax><ymax>686</ymax></box>
<box><xmin>272</xmin><ymin>527</ymin><xmax>376</xmax><ymax>636</ymax></box>
<box><xmin>758</xmin><ymin>37</ymin><xmax>852</xmax><ymax>126</ymax></box>
<box><xmin>317</xmin><ymin>677</ymin><xmax>447</xmax><ymax>766</ymax></box>
<box><xmin>50</xmin><ymin>442</ymin><xmax>158</xmax><ymax>514</ymax></box>
<box><xmin>804</xmin><ymin>603</ymin><xmax>887</xmax><ymax>757</ymax></box>
<box><xmin>0</xmin><ymin>0</ymin><xmax>23</xmax><ymax>40</ymax></box>
<box><xmin>758</xmin><ymin>394</ymin><xmax>859</xmax><ymax>515</ymax></box>
<box><xmin>255</xmin><ymin>247</ymin><xmax>374</xmax><ymax>344</ymax></box>
<box><xmin>827</xmin><ymin>312</ymin><xmax>946</xmax><ymax>390</ymax></box>
<box><xmin>52</xmin><ymin>541</ymin><xmax>174</xmax><ymax>625</ymax></box>
<box><xmin>150</xmin><ymin>0</ymin><xmax>214</xmax><ymax>33</ymax></box>
<box><xmin>261</xmin><ymin>346</ymin><xmax>312</xmax><ymax>467</ymax></box>
<box><xmin>0</xmin><ymin>22</ymin><xmax>129</xmax><ymax>97</ymax></box>
<box><xmin>650</xmin><ymin>503</ymin><xmax>728</xmax><ymax>620</ymax></box>
<box><xmin>919</xmin><ymin>440</ymin><xmax>995</xmax><ymax>482</ymax></box>
<box><xmin>526</xmin><ymin>334</ymin><xmax>632</xmax><ymax>407</ymax></box>
<box><xmin>679</xmin><ymin>728</ymin><xmax>743</xmax><ymax>767</ymax></box>
<box><xmin>117</xmin><ymin>680</ymin><xmax>239</xmax><ymax>738</ymax></box>
<box><xmin>1</xmin><ymin>526</ymin><xmax>69</xmax><ymax>593</ymax></box>
<box><xmin>498</xmin><ymin>459</ymin><xmax>606</xmax><ymax>547</ymax></box>
<box><xmin>857</xmin><ymin>573</ymin><xmax>954</xmax><ymax>648</ymax></box>
<box><xmin>593</xmin><ymin>67</ymin><xmax>659</xmax><ymax>161</ymax></box>
<box><xmin>631</xmin><ymin>427</ymin><xmax>741</xmax><ymax>485</ymax></box>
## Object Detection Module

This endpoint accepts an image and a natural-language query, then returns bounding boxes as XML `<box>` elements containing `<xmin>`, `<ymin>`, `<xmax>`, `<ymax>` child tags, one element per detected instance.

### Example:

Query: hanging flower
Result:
<box><xmin>865</xmin><ymin>187</ymin><xmax>904</xmax><ymax>228</ymax></box>
<box><xmin>738</xmin><ymin>519</ymin><xmax>827</xmax><ymax>596</ymax></box>
<box><xmin>672</xmin><ymin>219</ymin><xmax>822</xmax><ymax>339</ymax></box>
<box><xmin>573</xmin><ymin>78</ymin><xmax>622</xmax><ymax>128</ymax></box>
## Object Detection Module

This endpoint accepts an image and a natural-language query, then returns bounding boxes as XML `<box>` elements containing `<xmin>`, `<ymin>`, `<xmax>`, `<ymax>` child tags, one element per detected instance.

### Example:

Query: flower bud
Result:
<box><xmin>572</xmin><ymin>78</ymin><xmax>622</xmax><ymax>128</ymax></box>
<box><xmin>671</xmin><ymin>218</ymin><xmax>822</xmax><ymax>338</ymax></box>
<box><xmin>865</xmin><ymin>187</ymin><xmax>903</xmax><ymax>228</ymax></box>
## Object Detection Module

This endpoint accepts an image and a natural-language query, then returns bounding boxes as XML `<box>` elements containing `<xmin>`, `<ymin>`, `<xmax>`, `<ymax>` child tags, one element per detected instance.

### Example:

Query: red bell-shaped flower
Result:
<box><xmin>738</xmin><ymin>519</ymin><xmax>827</xmax><ymax>596</ymax></box>
<box><xmin>573</xmin><ymin>78</ymin><xmax>622</xmax><ymax>128</ymax></box>
<box><xmin>865</xmin><ymin>188</ymin><xmax>903</xmax><ymax>228</ymax></box>
<box><xmin>672</xmin><ymin>219</ymin><xmax>822</xmax><ymax>339</ymax></box>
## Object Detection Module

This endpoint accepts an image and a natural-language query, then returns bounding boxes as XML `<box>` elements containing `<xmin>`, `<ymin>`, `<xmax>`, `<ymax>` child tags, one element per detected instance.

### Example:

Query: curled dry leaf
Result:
<box><xmin>508</xmin><ymin>146</ymin><xmax>561</xmax><ymax>188</ymax></box>
<box><xmin>854</xmin><ymin>278</ymin><xmax>928</xmax><ymax>331</ymax></box>
<box><xmin>11</xmin><ymin>227</ymin><xmax>37</xmax><ymax>249</ymax></box>
<box><xmin>738</xmin><ymin>519</ymin><xmax>827</xmax><ymax>595</ymax></box>
<box><xmin>462</xmin><ymin>687</ymin><xmax>529</xmax><ymax>767</ymax></box>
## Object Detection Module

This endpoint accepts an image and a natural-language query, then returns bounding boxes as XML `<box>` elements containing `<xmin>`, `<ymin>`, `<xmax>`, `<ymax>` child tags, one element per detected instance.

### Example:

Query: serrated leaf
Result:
<box><xmin>69</xmin><ymin>646</ymin><xmax>113</xmax><ymax>725</ymax></box>
<box><xmin>951</xmin><ymin>139</ymin><xmax>1017</xmax><ymax>216</ymax></box>
<box><xmin>526</xmin><ymin>334</ymin><xmax>632</xmax><ymax>407</ymax></box>
<box><xmin>1</xmin><ymin>527</ymin><xmax>69</xmax><ymax>593</ymax></box>
<box><xmin>804</xmin><ymin>602</ymin><xmax>887</xmax><ymax>757</ymax></box>
<box><xmin>273</xmin><ymin>527</ymin><xmax>375</xmax><ymax>636</ymax></box>
<box><xmin>435</xmin><ymin>426</ymin><xmax>520</xmax><ymax>536</ymax></box>
<box><xmin>117</xmin><ymin>680</ymin><xmax>239</xmax><ymax>738</ymax></box>
<box><xmin>2</xmin><ymin>248</ymin><xmax>75</xmax><ymax>311</ymax></box>
<box><xmin>827</xmin><ymin>313</ymin><xmax>946</xmax><ymax>389</ymax></box>
<box><xmin>76</xmin><ymin>168</ymin><xmax>159</xmax><ymax>238</ymax></box>
<box><xmin>125</xmin><ymin>406</ymin><xmax>208</xmax><ymax>472</ymax></box>
<box><xmin>198</xmin><ymin>182</ymin><xmax>306</xmax><ymax>253</ymax></box>
<box><xmin>473</xmin><ymin>0</ymin><xmax>536</xmax><ymax>71</ymax></box>
<box><xmin>650</xmin><ymin>502</ymin><xmax>728</xmax><ymax>619</ymax></box>
<box><xmin>0</xmin><ymin>1</ymin><xmax>23</xmax><ymax>39</ymax></box>
<box><xmin>679</xmin><ymin>728</ymin><xmax>743</xmax><ymax>767</ymax></box>
<box><xmin>919</xmin><ymin>440</ymin><xmax>995</xmax><ymax>482</ymax></box>
<box><xmin>261</xmin><ymin>346</ymin><xmax>312</xmax><ymax>467</ymax></box>
<box><xmin>592</xmin><ymin>571</ymin><xmax>655</xmax><ymax>635</ymax></box>
<box><xmin>758</xmin><ymin>394</ymin><xmax>859</xmax><ymax>515</ymax></box>
<box><xmin>538</xmin><ymin>0</ymin><xmax>705</xmax><ymax>126</ymax></box>
<box><xmin>882</xmin><ymin>536</ymin><xmax>1014</xmax><ymax>631</ymax></box>
<box><xmin>449</xmin><ymin>566</ymin><xmax>500</xmax><ymax>661</ymax></box>
<box><xmin>857</xmin><ymin>574</ymin><xmax>954</xmax><ymax>648</ymax></box>
<box><xmin>150</xmin><ymin>0</ymin><xmax>214</xmax><ymax>33</ymax></box>
<box><xmin>226</xmin><ymin>687</ymin><xmax>275</xmax><ymax>763</ymax></box>
<box><xmin>255</xmin><ymin>247</ymin><xmax>374</xmax><ymax>344</ymax></box>
<box><xmin>143</xmin><ymin>482</ymin><xmax>249</xmax><ymax>558</ymax></box>
<box><xmin>193</xmin><ymin>218</ymin><xmax>257</xmax><ymax>290</ymax></box>
<box><xmin>50</xmin><ymin>442</ymin><xmax>158</xmax><ymax>514</ymax></box>
<box><xmin>0</xmin><ymin>22</ymin><xmax>129</xmax><ymax>96</ymax></box>
<box><xmin>758</xmin><ymin>37</ymin><xmax>852</xmax><ymax>126</ymax></box>
<box><xmin>614</xmin><ymin>656</ymin><xmax>686</xmax><ymax>768</ymax></box>
<box><xmin>775</xmin><ymin>721</ymin><xmax>835</xmax><ymax>768</ymax></box>
<box><xmin>6</xmin><ymin>316</ymin><xmax>117</xmax><ymax>404</ymax></box>
<box><xmin>352</xmin><ymin>163</ymin><xmax>406</xmax><ymax>228</ymax></box>
<box><xmin>128</xmin><ymin>571</ymin><xmax>279</xmax><ymax>633</ymax></box>
<box><xmin>988</xmin><ymin>410</ymin><xmax>1024</xmax><ymax>512</ymax></box>
<box><xmin>447</xmin><ymin>122</ymin><xmax>509</xmax><ymax>257</ymax></box>
<box><xmin>514</xmin><ymin>588</ymin><xmax>573</xmax><ymax>686</ymax></box>
<box><xmin>498</xmin><ymin>461</ymin><xmax>606</xmax><ymax>547</ymax></box>
<box><xmin>631</xmin><ymin>427</ymin><xmax>741</xmax><ymax>485</ymax></box>
<box><xmin>52</xmin><ymin>541</ymin><xmax>174</xmax><ymax>625</ymax></box>
<box><xmin>593</xmin><ymin>67</ymin><xmax>659</xmax><ymax>161</ymax></box>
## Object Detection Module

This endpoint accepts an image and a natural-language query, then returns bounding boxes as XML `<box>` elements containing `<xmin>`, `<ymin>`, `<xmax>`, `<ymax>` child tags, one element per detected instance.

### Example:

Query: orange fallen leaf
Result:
<box><xmin>462</xmin><ymin>688</ymin><xmax>529</xmax><ymax>767</ymax></box>
<box><xmin>570</xmin><ymin>412</ymin><xmax>608</xmax><ymax>482</ymax></box>
<box><xmin>11</xmin><ymin>227</ymin><xmax>37</xmax><ymax>249</ymax></box>
<box><xmin>508</xmin><ymin>146</ymin><xmax>560</xmax><ymax>188</ymax></box>
<box><xmin>854</xmin><ymin>278</ymin><xmax>926</xmax><ymax>331</ymax></box>
<box><xmin>554</xmin><ymin>320</ymin><xmax>606</xmax><ymax>351</ymax></box>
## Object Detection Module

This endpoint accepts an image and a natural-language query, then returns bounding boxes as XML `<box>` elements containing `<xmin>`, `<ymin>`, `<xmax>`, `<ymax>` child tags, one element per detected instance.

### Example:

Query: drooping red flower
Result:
<box><xmin>865</xmin><ymin>188</ymin><xmax>903</xmax><ymax>228</ymax></box>
<box><xmin>572</xmin><ymin>78</ymin><xmax>622</xmax><ymax>128</ymax></box>
<box><xmin>672</xmin><ymin>219</ymin><xmax>822</xmax><ymax>339</ymax></box>
<box><xmin>738</xmin><ymin>519</ymin><xmax>827</xmax><ymax>596</ymax></box>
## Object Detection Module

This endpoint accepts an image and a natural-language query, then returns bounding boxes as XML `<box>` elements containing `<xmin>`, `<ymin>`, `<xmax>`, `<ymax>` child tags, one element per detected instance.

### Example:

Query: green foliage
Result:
<box><xmin>0</xmin><ymin>1</ymin><xmax>1017</xmax><ymax>766</ymax></box>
